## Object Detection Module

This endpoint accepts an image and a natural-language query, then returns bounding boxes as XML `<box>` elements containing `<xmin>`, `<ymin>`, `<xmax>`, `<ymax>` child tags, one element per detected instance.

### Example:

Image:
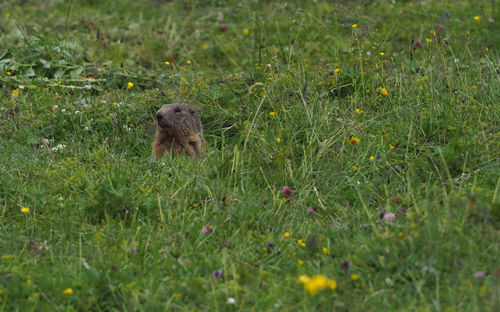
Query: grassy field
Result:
<box><xmin>1</xmin><ymin>0</ymin><xmax>499</xmax><ymax>310</ymax></box>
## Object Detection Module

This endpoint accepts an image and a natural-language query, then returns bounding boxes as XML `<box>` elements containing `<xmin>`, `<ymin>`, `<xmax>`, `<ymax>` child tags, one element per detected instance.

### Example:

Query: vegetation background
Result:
<box><xmin>0</xmin><ymin>0</ymin><xmax>499</xmax><ymax>310</ymax></box>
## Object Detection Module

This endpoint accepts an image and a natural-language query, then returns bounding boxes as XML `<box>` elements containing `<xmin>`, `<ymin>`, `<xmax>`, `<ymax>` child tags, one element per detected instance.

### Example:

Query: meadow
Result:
<box><xmin>0</xmin><ymin>0</ymin><xmax>499</xmax><ymax>310</ymax></box>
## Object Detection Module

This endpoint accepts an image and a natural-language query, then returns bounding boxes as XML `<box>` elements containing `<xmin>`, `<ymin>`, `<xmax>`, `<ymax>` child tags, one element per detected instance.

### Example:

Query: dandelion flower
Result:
<box><xmin>352</xmin><ymin>166</ymin><xmax>357</xmax><ymax>170</ymax></box>
<box><xmin>350</xmin><ymin>274</ymin><xmax>360</xmax><ymax>281</ymax></box>
<box><xmin>474</xmin><ymin>16</ymin><xmax>480</xmax><ymax>21</ymax></box>
<box><xmin>426</xmin><ymin>38</ymin><xmax>432</xmax><ymax>43</ymax></box>
<box><xmin>389</xmin><ymin>145</ymin><xmax>395</xmax><ymax>149</ymax></box>
<box><xmin>322</xmin><ymin>247</ymin><xmax>328</xmax><ymax>254</ymax></box>
<box><xmin>408</xmin><ymin>3</ymin><xmax>413</xmax><ymax>8</ymax></box>
<box><xmin>276</xmin><ymin>137</ymin><xmax>282</xmax><ymax>143</ymax></box>
<box><xmin>352</xmin><ymin>24</ymin><xmax>358</xmax><ymax>28</ymax></box>
<box><xmin>334</xmin><ymin>68</ymin><xmax>341</xmax><ymax>73</ymax></box>
<box><xmin>298</xmin><ymin>259</ymin><xmax>304</xmax><ymax>265</ymax></box>
<box><xmin>6</xmin><ymin>71</ymin><xmax>11</xmax><ymax>75</ymax></box>
<box><xmin>186</xmin><ymin>60</ymin><xmax>191</xmax><ymax>65</ymax></box>
<box><xmin>242</xmin><ymin>28</ymin><xmax>249</xmax><ymax>36</ymax></box>
<box><xmin>164</xmin><ymin>61</ymin><xmax>170</xmax><ymax>65</ymax></box>
<box><xmin>20</xmin><ymin>207</ymin><xmax>30</xmax><ymax>214</ymax></box>
<box><xmin>380</xmin><ymin>88</ymin><xmax>389</xmax><ymax>96</ymax></box>
<box><xmin>269</xmin><ymin>111</ymin><xmax>276</xmax><ymax>116</ymax></box>
<box><xmin>297</xmin><ymin>239</ymin><xmax>306</xmax><ymax>247</ymax></box>
<box><xmin>299</xmin><ymin>275</ymin><xmax>337</xmax><ymax>295</ymax></box>
<box><xmin>369</xmin><ymin>156</ymin><xmax>375</xmax><ymax>161</ymax></box>
<box><xmin>349</xmin><ymin>136</ymin><xmax>360</xmax><ymax>144</ymax></box>
<box><xmin>12</xmin><ymin>89</ymin><xmax>19</xmax><ymax>97</ymax></box>
<box><xmin>327</xmin><ymin>279</ymin><xmax>337</xmax><ymax>290</ymax></box>
<box><xmin>380</xmin><ymin>52</ymin><xmax>385</xmax><ymax>56</ymax></box>
<box><xmin>62</xmin><ymin>288</ymin><xmax>74</xmax><ymax>295</ymax></box>
<box><xmin>284</xmin><ymin>232</ymin><xmax>291</xmax><ymax>238</ymax></box>
<box><xmin>355</xmin><ymin>108</ymin><xmax>362</xmax><ymax>114</ymax></box>
<box><xmin>127</xmin><ymin>82</ymin><xmax>134</xmax><ymax>89</ymax></box>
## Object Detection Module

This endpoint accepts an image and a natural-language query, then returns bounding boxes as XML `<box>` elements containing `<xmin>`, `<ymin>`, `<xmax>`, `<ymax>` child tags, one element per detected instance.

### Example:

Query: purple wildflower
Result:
<box><xmin>281</xmin><ymin>186</ymin><xmax>292</xmax><ymax>198</ymax></box>
<box><xmin>266</xmin><ymin>242</ymin><xmax>275</xmax><ymax>249</ymax></box>
<box><xmin>213</xmin><ymin>269</ymin><xmax>223</xmax><ymax>278</ymax></box>
<box><xmin>129</xmin><ymin>247</ymin><xmax>137</xmax><ymax>254</ymax></box>
<box><xmin>383</xmin><ymin>213</ymin><xmax>396</xmax><ymax>222</ymax></box>
<box><xmin>474</xmin><ymin>271</ymin><xmax>485</xmax><ymax>279</ymax></box>
<box><xmin>202</xmin><ymin>225</ymin><xmax>213</xmax><ymax>234</ymax></box>
<box><xmin>341</xmin><ymin>260</ymin><xmax>350</xmax><ymax>271</ymax></box>
<box><xmin>488</xmin><ymin>18</ymin><xmax>494</xmax><ymax>23</ymax></box>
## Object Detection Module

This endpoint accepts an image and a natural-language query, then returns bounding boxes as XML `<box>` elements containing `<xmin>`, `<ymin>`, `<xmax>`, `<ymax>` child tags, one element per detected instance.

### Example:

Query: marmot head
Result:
<box><xmin>155</xmin><ymin>103</ymin><xmax>202</xmax><ymax>135</ymax></box>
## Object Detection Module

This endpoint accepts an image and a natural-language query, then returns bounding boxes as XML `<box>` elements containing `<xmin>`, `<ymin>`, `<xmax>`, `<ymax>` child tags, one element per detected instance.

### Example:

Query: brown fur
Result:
<box><xmin>152</xmin><ymin>103</ymin><xmax>204</xmax><ymax>158</ymax></box>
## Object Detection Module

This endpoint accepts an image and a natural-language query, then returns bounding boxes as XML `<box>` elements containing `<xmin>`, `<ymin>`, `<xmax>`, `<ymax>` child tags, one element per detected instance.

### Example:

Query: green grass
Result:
<box><xmin>1</xmin><ymin>0</ymin><xmax>499</xmax><ymax>310</ymax></box>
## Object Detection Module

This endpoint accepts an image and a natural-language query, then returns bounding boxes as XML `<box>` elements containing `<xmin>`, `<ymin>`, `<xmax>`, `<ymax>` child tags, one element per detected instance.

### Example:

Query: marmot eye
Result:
<box><xmin>174</xmin><ymin>107</ymin><xmax>182</xmax><ymax>113</ymax></box>
<box><xmin>190</xmin><ymin>110</ymin><xmax>195</xmax><ymax>115</ymax></box>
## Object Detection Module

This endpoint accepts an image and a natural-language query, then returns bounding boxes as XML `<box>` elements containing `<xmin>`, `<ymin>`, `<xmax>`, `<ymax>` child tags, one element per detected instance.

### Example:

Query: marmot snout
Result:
<box><xmin>152</xmin><ymin>103</ymin><xmax>204</xmax><ymax>158</ymax></box>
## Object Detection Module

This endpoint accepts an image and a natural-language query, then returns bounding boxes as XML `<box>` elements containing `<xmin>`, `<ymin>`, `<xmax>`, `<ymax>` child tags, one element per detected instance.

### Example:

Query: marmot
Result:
<box><xmin>152</xmin><ymin>103</ymin><xmax>204</xmax><ymax>158</ymax></box>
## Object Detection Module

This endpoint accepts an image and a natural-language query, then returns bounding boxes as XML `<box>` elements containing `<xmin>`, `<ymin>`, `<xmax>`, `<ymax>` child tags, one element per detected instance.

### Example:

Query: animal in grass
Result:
<box><xmin>153</xmin><ymin>103</ymin><xmax>204</xmax><ymax>158</ymax></box>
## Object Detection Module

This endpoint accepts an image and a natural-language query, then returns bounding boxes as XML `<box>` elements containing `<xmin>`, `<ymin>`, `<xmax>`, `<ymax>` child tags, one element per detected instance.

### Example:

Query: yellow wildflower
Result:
<box><xmin>201</xmin><ymin>43</ymin><xmax>208</xmax><ymax>50</ymax></box>
<box><xmin>187</xmin><ymin>60</ymin><xmax>191</xmax><ymax>65</ymax></box>
<box><xmin>426</xmin><ymin>38</ymin><xmax>432</xmax><ymax>43</ymax></box>
<box><xmin>243</xmin><ymin>28</ymin><xmax>249</xmax><ymax>36</ymax></box>
<box><xmin>276</xmin><ymin>137</ymin><xmax>282</xmax><ymax>143</ymax></box>
<box><xmin>349</xmin><ymin>136</ymin><xmax>360</xmax><ymax>144</ymax></box>
<box><xmin>127</xmin><ymin>82</ymin><xmax>133</xmax><ymax>89</ymax></box>
<box><xmin>284</xmin><ymin>232</ymin><xmax>291</xmax><ymax>238</ymax></box>
<box><xmin>6</xmin><ymin>71</ymin><xmax>11</xmax><ymax>75</ymax></box>
<box><xmin>381</xmin><ymin>88</ymin><xmax>389</xmax><ymax>96</ymax></box>
<box><xmin>389</xmin><ymin>145</ymin><xmax>395</xmax><ymax>149</ymax></box>
<box><xmin>12</xmin><ymin>89</ymin><xmax>19</xmax><ymax>97</ymax></box>
<box><xmin>20</xmin><ymin>207</ymin><xmax>30</xmax><ymax>214</ymax></box>
<box><xmin>350</xmin><ymin>274</ymin><xmax>360</xmax><ymax>281</ymax></box>
<box><xmin>352</xmin><ymin>24</ymin><xmax>358</xmax><ymax>28</ymax></box>
<box><xmin>408</xmin><ymin>3</ymin><xmax>413</xmax><ymax>8</ymax></box>
<box><xmin>299</xmin><ymin>275</ymin><xmax>337</xmax><ymax>295</ymax></box>
<box><xmin>297</xmin><ymin>259</ymin><xmax>304</xmax><ymax>266</ymax></box>
<box><xmin>355</xmin><ymin>108</ymin><xmax>362</xmax><ymax>114</ymax></box>
<box><xmin>62</xmin><ymin>288</ymin><xmax>74</xmax><ymax>295</ymax></box>
<box><xmin>369</xmin><ymin>156</ymin><xmax>375</xmax><ymax>161</ymax></box>
<box><xmin>380</xmin><ymin>52</ymin><xmax>385</xmax><ymax>56</ymax></box>
<box><xmin>474</xmin><ymin>16</ymin><xmax>480</xmax><ymax>21</ymax></box>
<box><xmin>164</xmin><ymin>61</ymin><xmax>170</xmax><ymax>65</ymax></box>
<box><xmin>352</xmin><ymin>166</ymin><xmax>357</xmax><ymax>171</ymax></box>
<box><xmin>298</xmin><ymin>275</ymin><xmax>310</xmax><ymax>283</ymax></box>
<box><xmin>269</xmin><ymin>111</ymin><xmax>276</xmax><ymax>116</ymax></box>
<box><xmin>322</xmin><ymin>247</ymin><xmax>328</xmax><ymax>254</ymax></box>
<box><xmin>327</xmin><ymin>279</ymin><xmax>337</xmax><ymax>290</ymax></box>
<box><xmin>297</xmin><ymin>239</ymin><xmax>306</xmax><ymax>247</ymax></box>
<box><xmin>334</xmin><ymin>68</ymin><xmax>340</xmax><ymax>73</ymax></box>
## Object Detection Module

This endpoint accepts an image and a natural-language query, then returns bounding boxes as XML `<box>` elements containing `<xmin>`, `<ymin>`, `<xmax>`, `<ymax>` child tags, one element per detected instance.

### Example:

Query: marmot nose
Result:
<box><xmin>156</xmin><ymin>113</ymin><xmax>163</xmax><ymax>121</ymax></box>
